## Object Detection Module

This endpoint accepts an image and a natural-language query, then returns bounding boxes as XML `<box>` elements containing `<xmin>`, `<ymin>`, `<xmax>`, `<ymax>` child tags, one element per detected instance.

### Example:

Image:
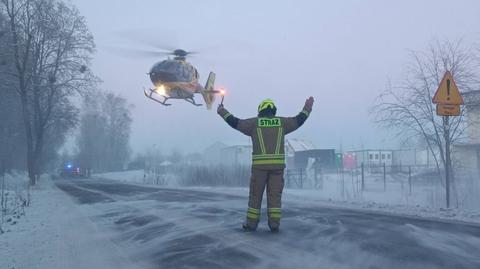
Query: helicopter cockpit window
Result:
<box><xmin>152</xmin><ymin>61</ymin><xmax>191</xmax><ymax>82</ymax></box>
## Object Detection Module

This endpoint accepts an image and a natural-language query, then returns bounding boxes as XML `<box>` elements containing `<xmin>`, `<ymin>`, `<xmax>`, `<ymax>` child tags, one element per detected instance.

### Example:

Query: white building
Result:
<box><xmin>453</xmin><ymin>90</ymin><xmax>480</xmax><ymax>176</ymax></box>
<box><xmin>285</xmin><ymin>139</ymin><xmax>317</xmax><ymax>168</ymax></box>
<box><xmin>220</xmin><ymin>145</ymin><xmax>252</xmax><ymax>166</ymax></box>
<box><xmin>204</xmin><ymin>139</ymin><xmax>317</xmax><ymax>167</ymax></box>
<box><xmin>391</xmin><ymin>149</ymin><xmax>434</xmax><ymax>167</ymax></box>
<box><xmin>346</xmin><ymin>149</ymin><xmax>393</xmax><ymax>167</ymax></box>
<box><xmin>203</xmin><ymin>142</ymin><xmax>252</xmax><ymax>166</ymax></box>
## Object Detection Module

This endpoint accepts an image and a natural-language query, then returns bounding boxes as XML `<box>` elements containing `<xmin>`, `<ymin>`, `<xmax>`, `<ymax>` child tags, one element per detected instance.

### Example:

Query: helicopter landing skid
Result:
<box><xmin>144</xmin><ymin>88</ymin><xmax>171</xmax><ymax>106</ymax></box>
<box><xmin>185</xmin><ymin>97</ymin><xmax>202</xmax><ymax>107</ymax></box>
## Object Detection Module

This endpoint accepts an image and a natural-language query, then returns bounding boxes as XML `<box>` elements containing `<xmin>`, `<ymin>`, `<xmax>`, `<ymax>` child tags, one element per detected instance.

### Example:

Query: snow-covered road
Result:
<box><xmin>55</xmin><ymin>178</ymin><xmax>480</xmax><ymax>269</ymax></box>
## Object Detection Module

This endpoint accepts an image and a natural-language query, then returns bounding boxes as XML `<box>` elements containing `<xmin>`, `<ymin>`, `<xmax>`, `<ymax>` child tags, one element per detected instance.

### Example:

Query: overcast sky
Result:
<box><xmin>70</xmin><ymin>0</ymin><xmax>480</xmax><ymax>155</ymax></box>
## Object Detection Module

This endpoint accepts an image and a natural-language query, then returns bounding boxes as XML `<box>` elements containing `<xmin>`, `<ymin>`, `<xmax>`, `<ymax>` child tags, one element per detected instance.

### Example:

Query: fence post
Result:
<box><xmin>408</xmin><ymin>166</ymin><xmax>412</xmax><ymax>195</ymax></box>
<box><xmin>300</xmin><ymin>169</ymin><xmax>303</xmax><ymax>189</ymax></box>
<box><xmin>286</xmin><ymin>170</ymin><xmax>290</xmax><ymax>188</ymax></box>
<box><xmin>383</xmin><ymin>163</ymin><xmax>386</xmax><ymax>191</ymax></box>
<box><xmin>361</xmin><ymin>162</ymin><xmax>365</xmax><ymax>191</ymax></box>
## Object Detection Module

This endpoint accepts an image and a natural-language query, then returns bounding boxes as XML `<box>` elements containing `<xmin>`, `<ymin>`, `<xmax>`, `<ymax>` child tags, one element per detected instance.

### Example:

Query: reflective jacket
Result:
<box><xmin>218</xmin><ymin>107</ymin><xmax>311</xmax><ymax>170</ymax></box>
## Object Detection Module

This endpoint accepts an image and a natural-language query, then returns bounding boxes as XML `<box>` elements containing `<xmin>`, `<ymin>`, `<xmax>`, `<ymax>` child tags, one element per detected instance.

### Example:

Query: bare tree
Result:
<box><xmin>76</xmin><ymin>90</ymin><xmax>133</xmax><ymax>173</ymax></box>
<box><xmin>371</xmin><ymin>39</ymin><xmax>480</xmax><ymax>207</ymax></box>
<box><xmin>0</xmin><ymin>0</ymin><xmax>95</xmax><ymax>184</ymax></box>
<box><xmin>0</xmin><ymin>12</ymin><xmax>27</xmax><ymax>172</ymax></box>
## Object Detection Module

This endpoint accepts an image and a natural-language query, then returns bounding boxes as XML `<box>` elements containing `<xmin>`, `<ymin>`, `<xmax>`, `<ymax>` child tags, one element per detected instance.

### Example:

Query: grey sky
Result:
<box><xmin>70</xmin><ymin>0</ymin><xmax>480</xmax><ymax>154</ymax></box>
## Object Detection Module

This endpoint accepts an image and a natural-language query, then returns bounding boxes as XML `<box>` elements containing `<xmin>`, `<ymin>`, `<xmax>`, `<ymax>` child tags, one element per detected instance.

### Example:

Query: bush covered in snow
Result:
<box><xmin>1</xmin><ymin>171</ymin><xmax>30</xmax><ymax>234</ymax></box>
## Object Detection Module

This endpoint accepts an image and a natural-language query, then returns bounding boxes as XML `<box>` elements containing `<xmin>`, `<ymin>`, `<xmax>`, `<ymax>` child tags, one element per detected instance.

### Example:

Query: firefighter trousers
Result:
<box><xmin>246</xmin><ymin>168</ymin><xmax>284</xmax><ymax>230</ymax></box>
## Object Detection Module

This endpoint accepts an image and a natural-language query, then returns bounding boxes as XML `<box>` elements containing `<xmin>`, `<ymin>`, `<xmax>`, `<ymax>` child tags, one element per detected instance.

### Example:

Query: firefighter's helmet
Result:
<box><xmin>258</xmin><ymin>99</ymin><xmax>276</xmax><ymax>113</ymax></box>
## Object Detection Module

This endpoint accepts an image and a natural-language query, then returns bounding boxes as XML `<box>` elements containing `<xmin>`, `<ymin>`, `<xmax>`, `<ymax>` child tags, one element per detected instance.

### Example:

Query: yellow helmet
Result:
<box><xmin>258</xmin><ymin>99</ymin><xmax>276</xmax><ymax>113</ymax></box>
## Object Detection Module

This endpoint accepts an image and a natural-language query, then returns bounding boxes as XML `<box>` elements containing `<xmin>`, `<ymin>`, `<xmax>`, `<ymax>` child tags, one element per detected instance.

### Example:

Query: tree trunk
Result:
<box><xmin>19</xmin><ymin>92</ymin><xmax>37</xmax><ymax>186</ymax></box>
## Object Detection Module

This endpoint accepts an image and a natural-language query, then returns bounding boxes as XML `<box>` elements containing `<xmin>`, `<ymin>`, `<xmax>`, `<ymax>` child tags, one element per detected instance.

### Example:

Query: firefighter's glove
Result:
<box><xmin>217</xmin><ymin>104</ymin><xmax>226</xmax><ymax>115</ymax></box>
<box><xmin>304</xmin><ymin>96</ymin><xmax>314</xmax><ymax>112</ymax></box>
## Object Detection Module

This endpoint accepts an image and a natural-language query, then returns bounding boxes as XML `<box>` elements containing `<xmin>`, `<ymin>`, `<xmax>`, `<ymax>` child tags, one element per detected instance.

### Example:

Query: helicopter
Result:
<box><xmin>143</xmin><ymin>49</ymin><xmax>221</xmax><ymax>109</ymax></box>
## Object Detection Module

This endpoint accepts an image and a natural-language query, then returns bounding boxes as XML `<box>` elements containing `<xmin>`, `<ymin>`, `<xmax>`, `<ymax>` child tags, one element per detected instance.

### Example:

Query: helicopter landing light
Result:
<box><xmin>156</xmin><ymin>85</ymin><xmax>168</xmax><ymax>96</ymax></box>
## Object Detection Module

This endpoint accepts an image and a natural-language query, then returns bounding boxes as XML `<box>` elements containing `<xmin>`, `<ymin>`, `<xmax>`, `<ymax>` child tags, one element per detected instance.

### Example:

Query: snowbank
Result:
<box><xmin>94</xmin><ymin>170</ymin><xmax>145</xmax><ymax>183</ymax></box>
<box><xmin>0</xmin><ymin>177</ymin><xmax>141</xmax><ymax>269</ymax></box>
<box><xmin>1</xmin><ymin>171</ymin><xmax>30</xmax><ymax>233</ymax></box>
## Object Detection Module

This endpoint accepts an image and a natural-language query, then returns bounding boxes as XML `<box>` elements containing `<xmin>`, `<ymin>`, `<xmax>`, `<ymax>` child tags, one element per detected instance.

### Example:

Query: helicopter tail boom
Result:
<box><xmin>201</xmin><ymin>71</ymin><xmax>216</xmax><ymax>110</ymax></box>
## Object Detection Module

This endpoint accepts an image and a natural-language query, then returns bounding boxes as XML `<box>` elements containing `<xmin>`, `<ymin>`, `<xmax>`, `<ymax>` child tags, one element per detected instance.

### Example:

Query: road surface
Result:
<box><xmin>55</xmin><ymin>178</ymin><xmax>480</xmax><ymax>269</ymax></box>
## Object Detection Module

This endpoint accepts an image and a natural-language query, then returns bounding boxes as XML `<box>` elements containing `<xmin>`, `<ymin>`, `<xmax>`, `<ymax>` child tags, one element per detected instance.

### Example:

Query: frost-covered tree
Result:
<box><xmin>0</xmin><ymin>13</ymin><xmax>27</xmax><ymax>172</ymax></box>
<box><xmin>371</xmin><ymin>39</ymin><xmax>480</xmax><ymax>207</ymax></box>
<box><xmin>76</xmin><ymin>90</ymin><xmax>132</xmax><ymax>172</ymax></box>
<box><xmin>0</xmin><ymin>0</ymin><xmax>95</xmax><ymax>184</ymax></box>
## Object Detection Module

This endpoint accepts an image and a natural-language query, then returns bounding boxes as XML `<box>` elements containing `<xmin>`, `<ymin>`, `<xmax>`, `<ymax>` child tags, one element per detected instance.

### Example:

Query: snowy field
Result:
<box><xmin>0</xmin><ymin>177</ymin><xmax>141</xmax><ymax>269</ymax></box>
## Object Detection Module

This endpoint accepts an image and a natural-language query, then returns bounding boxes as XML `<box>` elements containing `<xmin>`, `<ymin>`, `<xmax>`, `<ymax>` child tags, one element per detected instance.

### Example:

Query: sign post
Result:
<box><xmin>432</xmin><ymin>71</ymin><xmax>463</xmax><ymax>208</ymax></box>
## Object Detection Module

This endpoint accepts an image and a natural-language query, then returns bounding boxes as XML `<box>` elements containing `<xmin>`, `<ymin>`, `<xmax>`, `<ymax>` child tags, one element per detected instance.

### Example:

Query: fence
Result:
<box><xmin>286</xmin><ymin>164</ymin><xmax>432</xmax><ymax>191</ymax></box>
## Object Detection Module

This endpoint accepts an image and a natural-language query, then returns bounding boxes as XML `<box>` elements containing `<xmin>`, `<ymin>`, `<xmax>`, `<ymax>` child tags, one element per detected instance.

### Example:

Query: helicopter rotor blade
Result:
<box><xmin>185</xmin><ymin>50</ymin><xmax>199</xmax><ymax>55</ymax></box>
<box><xmin>104</xmin><ymin>46</ymin><xmax>171</xmax><ymax>58</ymax></box>
<box><xmin>114</xmin><ymin>29</ymin><xmax>179</xmax><ymax>52</ymax></box>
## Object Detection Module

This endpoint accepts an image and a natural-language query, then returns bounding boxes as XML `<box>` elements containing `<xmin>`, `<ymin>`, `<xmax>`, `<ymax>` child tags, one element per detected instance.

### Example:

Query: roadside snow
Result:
<box><xmin>185</xmin><ymin>186</ymin><xmax>480</xmax><ymax>225</ymax></box>
<box><xmin>0</xmin><ymin>177</ymin><xmax>142</xmax><ymax>269</ymax></box>
<box><xmin>94</xmin><ymin>170</ymin><xmax>145</xmax><ymax>184</ymax></box>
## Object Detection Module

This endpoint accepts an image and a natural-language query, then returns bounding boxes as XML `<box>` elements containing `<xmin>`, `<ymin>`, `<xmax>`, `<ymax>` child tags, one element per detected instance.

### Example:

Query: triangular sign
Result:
<box><xmin>432</xmin><ymin>71</ymin><xmax>463</xmax><ymax>105</ymax></box>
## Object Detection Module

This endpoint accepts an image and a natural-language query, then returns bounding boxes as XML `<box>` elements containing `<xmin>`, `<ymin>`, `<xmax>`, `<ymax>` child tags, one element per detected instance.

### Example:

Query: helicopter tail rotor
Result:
<box><xmin>201</xmin><ymin>72</ymin><xmax>216</xmax><ymax>110</ymax></box>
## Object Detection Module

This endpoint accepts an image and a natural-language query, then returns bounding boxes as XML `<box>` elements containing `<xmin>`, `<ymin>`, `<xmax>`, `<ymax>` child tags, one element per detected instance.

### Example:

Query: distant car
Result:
<box><xmin>60</xmin><ymin>163</ymin><xmax>86</xmax><ymax>178</ymax></box>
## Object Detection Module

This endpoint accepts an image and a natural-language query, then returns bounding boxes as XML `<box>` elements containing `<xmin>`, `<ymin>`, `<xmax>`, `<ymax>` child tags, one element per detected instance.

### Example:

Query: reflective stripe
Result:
<box><xmin>223</xmin><ymin>113</ymin><xmax>232</xmax><ymax>120</ymax></box>
<box><xmin>252</xmin><ymin>154</ymin><xmax>284</xmax><ymax>160</ymax></box>
<box><xmin>275</xmin><ymin>127</ymin><xmax>283</xmax><ymax>155</ymax></box>
<box><xmin>247</xmin><ymin>207</ymin><xmax>260</xmax><ymax>220</ymax></box>
<box><xmin>301</xmin><ymin>110</ymin><xmax>310</xmax><ymax>117</ymax></box>
<box><xmin>252</xmin><ymin>159</ymin><xmax>285</xmax><ymax>165</ymax></box>
<box><xmin>256</xmin><ymin>128</ymin><xmax>266</xmax><ymax>154</ymax></box>
<box><xmin>268</xmin><ymin>208</ymin><xmax>282</xmax><ymax>219</ymax></box>
<box><xmin>252</xmin><ymin>154</ymin><xmax>285</xmax><ymax>165</ymax></box>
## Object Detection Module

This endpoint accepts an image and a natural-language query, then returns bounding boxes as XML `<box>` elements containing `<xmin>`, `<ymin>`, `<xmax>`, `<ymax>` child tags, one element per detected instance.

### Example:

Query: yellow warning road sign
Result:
<box><xmin>436</xmin><ymin>104</ymin><xmax>460</xmax><ymax>116</ymax></box>
<box><xmin>432</xmin><ymin>71</ymin><xmax>463</xmax><ymax>105</ymax></box>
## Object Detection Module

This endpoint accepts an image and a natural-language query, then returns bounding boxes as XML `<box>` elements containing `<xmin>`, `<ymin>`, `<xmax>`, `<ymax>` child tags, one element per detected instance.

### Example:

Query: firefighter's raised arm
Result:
<box><xmin>217</xmin><ymin>104</ymin><xmax>255</xmax><ymax>136</ymax></box>
<box><xmin>283</xmin><ymin>96</ymin><xmax>314</xmax><ymax>134</ymax></box>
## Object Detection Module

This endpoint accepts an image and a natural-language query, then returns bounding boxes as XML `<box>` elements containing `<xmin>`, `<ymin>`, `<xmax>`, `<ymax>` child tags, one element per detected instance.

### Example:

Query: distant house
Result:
<box><xmin>220</xmin><ymin>145</ymin><xmax>252</xmax><ymax>166</ymax></box>
<box><xmin>285</xmin><ymin>139</ymin><xmax>336</xmax><ymax>170</ymax></box>
<box><xmin>285</xmin><ymin>139</ymin><xmax>315</xmax><ymax>168</ymax></box>
<box><xmin>346</xmin><ymin>149</ymin><xmax>393</xmax><ymax>167</ymax></box>
<box><xmin>204</xmin><ymin>139</ymin><xmax>335</xmax><ymax>169</ymax></box>
<box><xmin>285</xmin><ymin>139</ymin><xmax>316</xmax><ymax>158</ymax></box>
<box><xmin>203</xmin><ymin>141</ymin><xmax>228</xmax><ymax>165</ymax></box>
<box><xmin>203</xmin><ymin>142</ymin><xmax>252</xmax><ymax>166</ymax></box>
<box><xmin>293</xmin><ymin>149</ymin><xmax>336</xmax><ymax>171</ymax></box>
<box><xmin>391</xmin><ymin>149</ymin><xmax>434</xmax><ymax>167</ymax></box>
<box><xmin>453</xmin><ymin>90</ymin><xmax>480</xmax><ymax>176</ymax></box>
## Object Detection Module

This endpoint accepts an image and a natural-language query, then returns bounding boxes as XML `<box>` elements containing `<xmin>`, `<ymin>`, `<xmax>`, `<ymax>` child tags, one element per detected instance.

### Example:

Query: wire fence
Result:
<box><xmin>142</xmin><ymin>162</ymin><xmax>479</xmax><ymax>210</ymax></box>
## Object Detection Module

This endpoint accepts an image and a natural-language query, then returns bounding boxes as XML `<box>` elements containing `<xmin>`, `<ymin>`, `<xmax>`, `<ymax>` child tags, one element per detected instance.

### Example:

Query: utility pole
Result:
<box><xmin>443</xmin><ymin>116</ymin><xmax>451</xmax><ymax>208</ymax></box>
<box><xmin>408</xmin><ymin>166</ymin><xmax>412</xmax><ymax>195</ymax></box>
<box><xmin>432</xmin><ymin>71</ymin><xmax>463</xmax><ymax>209</ymax></box>
<box><xmin>361</xmin><ymin>162</ymin><xmax>365</xmax><ymax>191</ymax></box>
<box><xmin>383</xmin><ymin>162</ymin><xmax>386</xmax><ymax>191</ymax></box>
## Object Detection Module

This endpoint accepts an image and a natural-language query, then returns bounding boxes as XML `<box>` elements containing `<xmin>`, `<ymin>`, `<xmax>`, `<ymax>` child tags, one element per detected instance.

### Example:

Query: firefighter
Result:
<box><xmin>217</xmin><ymin>97</ymin><xmax>314</xmax><ymax>232</ymax></box>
